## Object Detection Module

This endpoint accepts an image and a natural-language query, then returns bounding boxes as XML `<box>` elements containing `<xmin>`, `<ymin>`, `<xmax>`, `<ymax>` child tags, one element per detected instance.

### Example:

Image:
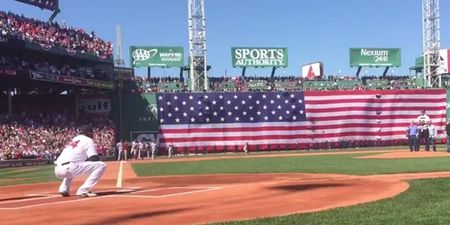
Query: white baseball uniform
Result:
<box><xmin>137</xmin><ymin>142</ymin><xmax>144</xmax><ymax>159</ymax></box>
<box><xmin>243</xmin><ymin>143</ymin><xmax>249</xmax><ymax>155</ymax></box>
<box><xmin>130</xmin><ymin>141</ymin><xmax>138</xmax><ymax>160</ymax></box>
<box><xmin>417</xmin><ymin>114</ymin><xmax>431</xmax><ymax>126</ymax></box>
<box><xmin>167</xmin><ymin>144</ymin><xmax>173</xmax><ymax>158</ymax></box>
<box><xmin>117</xmin><ymin>142</ymin><xmax>124</xmax><ymax>161</ymax></box>
<box><xmin>54</xmin><ymin>134</ymin><xmax>107</xmax><ymax>196</ymax></box>
<box><xmin>150</xmin><ymin>142</ymin><xmax>157</xmax><ymax>160</ymax></box>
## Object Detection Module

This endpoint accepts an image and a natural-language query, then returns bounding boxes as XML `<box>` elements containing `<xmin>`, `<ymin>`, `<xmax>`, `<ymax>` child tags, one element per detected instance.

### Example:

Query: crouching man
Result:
<box><xmin>54</xmin><ymin>125</ymin><xmax>107</xmax><ymax>197</ymax></box>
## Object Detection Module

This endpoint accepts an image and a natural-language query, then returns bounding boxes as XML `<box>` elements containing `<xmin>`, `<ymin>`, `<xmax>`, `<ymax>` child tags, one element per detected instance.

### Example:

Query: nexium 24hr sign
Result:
<box><xmin>232</xmin><ymin>47</ymin><xmax>288</xmax><ymax>67</ymax></box>
<box><xmin>130</xmin><ymin>46</ymin><xmax>184</xmax><ymax>68</ymax></box>
<box><xmin>350</xmin><ymin>48</ymin><xmax>401</xmax><ymax>67</ymax></box>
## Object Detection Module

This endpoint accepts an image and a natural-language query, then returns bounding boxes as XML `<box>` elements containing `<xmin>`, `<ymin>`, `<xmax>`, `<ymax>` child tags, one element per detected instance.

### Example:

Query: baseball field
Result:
<box><xmin>2</xmin><ymin>148</ymin><xmax>450</xmax><ymax>225</ymax></box>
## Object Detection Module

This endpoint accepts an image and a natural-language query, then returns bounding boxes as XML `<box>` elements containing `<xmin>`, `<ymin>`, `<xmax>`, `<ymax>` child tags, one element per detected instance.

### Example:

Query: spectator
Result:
<box><xmin>0</xmin><ymin>110</ymin><xmax>115</xmax><ymax>160</ymax></box>
<box><xmin>0</xmin><ymin>11</ymin><xmax>112</xmax><ymax>58</ymax></box>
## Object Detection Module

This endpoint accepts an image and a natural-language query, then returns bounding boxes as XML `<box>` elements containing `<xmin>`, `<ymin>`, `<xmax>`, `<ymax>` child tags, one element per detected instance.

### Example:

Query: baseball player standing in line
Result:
<box><xmin>137</xmin><ymin>141</ymin><xmax>144</xmax><ymax>160</ymax></box>
<box><xmin>123</xmin><ymin>141</ymin><xmax>129</xmax><ymax>160</ymax></box>
<box><xmin>243</xmin><ymin>142</ymin><xmax>249</xmax><ymax>155</ymax></box>
<box><xmin>167</xmin><ymin>143</ymin><xmax>173</xmax><ymax>158</ymax></box>
<box><xmin>116</xmin><ymin>140</ymin><xmax>124</xmax><ymax>161</ymax></box>
<box><xmin>130</xmin><ymin>140</ymin><xmax>138</xmax><ymax>160</ymax></box>
<box><xmin>54</xmin><ymin>125</ymin><xmax>107</xmax><ymax>197</ymax></box>
<box><xmin>150</xmin><ymin>141</ymin><xmax>157</xmax><ymax>160</ymax></box>
<box><xmin>144</xmin><ymin>142</ymin><xmax>151</xmax><ymax>159</ymax></box>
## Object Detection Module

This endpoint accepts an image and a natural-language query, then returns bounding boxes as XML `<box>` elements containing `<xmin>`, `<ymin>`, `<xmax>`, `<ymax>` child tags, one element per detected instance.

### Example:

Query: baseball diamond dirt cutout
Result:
<box><xmin>0</xmin><ymin>150</ymin><xmax>450</xmax><ymax>225</ymax></box>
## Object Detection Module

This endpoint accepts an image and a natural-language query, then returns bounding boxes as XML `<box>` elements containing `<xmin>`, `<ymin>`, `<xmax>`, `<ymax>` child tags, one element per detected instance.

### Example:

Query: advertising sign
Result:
<box><xmin>29</xmin><ymin>71</ymin><xmax>114</xmax><ymax>89</ymax></box>
<box><xmin>120</xmin><ymin>93</ymin><xmax>159</xmax><ymax>141</ymax></box>
<box><xmin>301</xmin><ymin>62</ymin><xmax>323</xmax><ymax>78</ymax></box>
<box><xmin>437</xmin><ymin>49</ymin><xmax>450</xmax><ymax>75</ymax></box>
<box><xmin>350</xmin><ymin>48</ymin><xmax>401</xmax><ymax>67</ymax></box>
<box><xmin>114</xmin><ymin>66</ymin><xmax>134</xmax><ymax>79</ymax></box>
<box><xmin>232</xmin><ymin>47</ymin><xmax>288</xmax><ymax>67</ymax></box>
<box><xmin>79</xmin><ymin>97</ymin><xmax>111</xmax><ymax>115</ymax></box>
<box><xmin>130</xmin><ymin>46</ymin><xmax>184</xmax><ymax>68</ymax></box>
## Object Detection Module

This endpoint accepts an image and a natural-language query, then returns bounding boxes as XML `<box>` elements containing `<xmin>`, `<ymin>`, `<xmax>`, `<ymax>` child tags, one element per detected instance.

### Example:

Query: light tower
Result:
<box><xmin>422</xmin><ymin>0</ymin><xmax>441</xmax><ymax>87</ymax></box>
<box><xmin>188</xmin><ymin>0</ymin><xmax>208</xmax><ymax>91</ymax></box>
<box><xmin>114</xmin><ymin>24</ymin><xmax>125</xmax><ymax>67</ymax></box>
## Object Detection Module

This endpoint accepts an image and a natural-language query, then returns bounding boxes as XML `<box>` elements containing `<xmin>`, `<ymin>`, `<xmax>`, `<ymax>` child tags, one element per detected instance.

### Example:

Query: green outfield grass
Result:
<box><xmin>214</xmin><ymin>178</ymin><xmax>450</xmax><ymax>225</ymax></box>
<box><xmin>132</xmin><ymin>151</ymin><xmax>450</xmax><ymax>176</ymax></box>
<box><xmin>0</xmin><ymin>165</ymin><xmax>56</xmax><ymax>186</ymax></box>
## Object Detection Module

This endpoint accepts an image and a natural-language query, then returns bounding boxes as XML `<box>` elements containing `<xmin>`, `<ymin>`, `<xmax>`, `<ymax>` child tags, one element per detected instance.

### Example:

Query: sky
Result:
<box><xmin>1</xmin><ymin>0</ymin><xmax>449</xmax><ymax>78</ymax></box>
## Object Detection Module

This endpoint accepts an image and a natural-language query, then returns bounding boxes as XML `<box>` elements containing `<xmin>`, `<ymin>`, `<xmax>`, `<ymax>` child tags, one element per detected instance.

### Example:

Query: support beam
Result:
<box><xmin>179</xmin><ymin>67</ymin><xmax>184</xmax><ymax>81</ymax></box>
<box><xmin>356</xmin><ymin>67</ymin><xmax>362</xmax><ymax>78</ymax></box>
<box><xmin>188</xmin><ymin>0</ymin><xmax>208</xmax><ymax>91</ymax></box>
<box><xmin>383</xmin><ymin>67</ymin><xmax>390</xmax><ymax>77</ymax></box>
<box><xmin>422</xmin><ymin>0</ymin><xmax>441</xmax><ymax>87</ymax></box>
<box><xmin>241</xmin><ymin>67</ymin><xmax>246</xmax><ymax>77</ymax></box>
<box><xmin>271</xmin><ymin>67</ymin><xmax>277</xmax><ymax>80</ymax></box>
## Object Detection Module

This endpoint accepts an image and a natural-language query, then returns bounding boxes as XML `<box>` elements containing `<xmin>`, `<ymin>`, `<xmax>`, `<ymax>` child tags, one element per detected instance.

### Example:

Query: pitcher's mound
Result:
<box><xmin>358</xmin><ymin>151</ymin><xmax>450</xmax><ymax>159</ymax></box>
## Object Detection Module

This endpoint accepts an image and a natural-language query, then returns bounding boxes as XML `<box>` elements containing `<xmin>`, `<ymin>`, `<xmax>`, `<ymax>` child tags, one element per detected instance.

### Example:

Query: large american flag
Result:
<box><xmin>156</xmin><ymin>89</ymin><xmax>446</xmax><ymax>148</ymax></box>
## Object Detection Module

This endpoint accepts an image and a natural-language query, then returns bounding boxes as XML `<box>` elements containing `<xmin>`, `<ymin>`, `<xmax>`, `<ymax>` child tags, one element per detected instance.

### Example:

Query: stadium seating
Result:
<box><xmin>0</xmin><ymin>11</ymin><xmax>113</xmax><ymax>58</ymax></box>
<box><xmin>132</xmin><ymin>75</ymin><xmax>420</xmax><ymax>92</ymax></box>
<box><xmin>0</xmin><ymin>54</ymin><xmax>113</xmax><ymax>81</ymax></box>
<box><xmin>0</xmin><ymin>109</ymin><xmax>116</xmax><ymax>160</ymax></box>
<box><xmin>302</xmin><ymin>80</ymin><xmax>338</xmax><ymax>90</ymax></box>
<box><xmin>157</xmin><ymin>81</ymin><xmax>185</xmax><ymax>92</ymax></box>
<box><xmin>246</xmin><ymin>79</ymin><xmax>269</xmax><ymax>91</ymax></box>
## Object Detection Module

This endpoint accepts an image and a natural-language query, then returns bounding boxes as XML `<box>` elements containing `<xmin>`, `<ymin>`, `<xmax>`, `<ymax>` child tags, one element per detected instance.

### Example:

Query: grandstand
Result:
<box><xmin>122</xmin><ymin>74</ymin><xmax>421</xmax><ymax>93</ymax></box>
<box><xmin>0</xmin><ymin>9</ymin><xmax>116</xmax><ymax>160</ymax></box>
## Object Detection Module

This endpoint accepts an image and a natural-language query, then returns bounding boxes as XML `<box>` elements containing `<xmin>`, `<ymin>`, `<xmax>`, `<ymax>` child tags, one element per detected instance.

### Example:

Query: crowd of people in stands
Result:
<box><xmin>361</xmin><ymin>75</ymin><xmax>411</xmax><ymax>82</ymax></box>
<box><xmin>123</xmin><ymin>76</ymin><xmax>186</xmax><ymax>94</ymax></box>
<box><xmin>361</xmin><ymin>75</ymin><xmax>418</xmax><ymax>90</ymax></box>
<box><xmin>0</xmin><ymin>11</ymin><xmax>113</xmax><ymax>58</ymax></box>
<box><xmin>124</xmin><ymin>74</ymin><xmax>418</xmax><ymax>93</ymax></box>
<box><xmin>0</xmin><ymin>111</ymin><xmax>116</xmax><ymax>161</ymax></box>
<box><xmin>0</xmin><ymin>54</ymin><xmax>112</xmax><ymax>81</ymax></box>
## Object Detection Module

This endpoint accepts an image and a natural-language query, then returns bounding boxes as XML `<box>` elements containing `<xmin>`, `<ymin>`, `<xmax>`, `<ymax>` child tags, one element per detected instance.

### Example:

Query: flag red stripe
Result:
<box><xmin>161</xmin><ymin>131</ymin><xmax>409</xmax><ymax>143</ymax></box>
<box><xmin>307</xmin><ymin>106</ymin><xmax>445</xmax><ymax>113</ymax></box>
<box><xmin>306</xmin><ymin>98</ymin><xmax>446</xmax><ymax>104</ymax></box>
<box><xmin>308</xmin><ymin>114</ymin><xmax>445</xmax><ymax>121</ymax></box>
<box><xmin>161</xmin><ymin>122</ymin><xmax>445</xmax><ymax>134</ymax></box>
<box><xmin>303</xmin><ymin>89</ymin><xmax>445</xmax><ymax>96</ymax></box>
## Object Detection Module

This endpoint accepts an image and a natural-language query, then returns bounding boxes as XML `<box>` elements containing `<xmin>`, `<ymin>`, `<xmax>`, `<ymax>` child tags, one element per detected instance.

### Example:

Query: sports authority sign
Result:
<box><xmin>130</xmin><ymin>46</ymin><xmax>184</xmax><ymax>68</ymax></box>
<box><xmin>350</xmin><ymin>48</ymin><xmax>401</xmax><ymax>67</ymax></box>
<box><xmin>232</xmin><ymin>47</ymin><xmax>288</xmax><ymax>67</ymax></box>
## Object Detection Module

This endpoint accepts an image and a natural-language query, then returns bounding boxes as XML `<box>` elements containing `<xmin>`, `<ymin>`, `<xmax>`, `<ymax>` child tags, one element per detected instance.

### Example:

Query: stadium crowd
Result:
<box><xmin>123</xmin><ymin>74</ymin><xmax>419</xmax><ymax>93</ymax></box>
<box><xmin>0</xmin><ymin>111</ymin><xmax>116</xmax><ymax>161</ymax></box>
<box><xmin>0</xmin><ymin>11</ymin><xmax>113</xmax><ymax>58</ymax></box>
<box><xmin>0</xmin><ymin>54</ymin><xmax>112</xmax><ymax>81</ymax></box>
<box><xmin>123</xmin><ymin>76</ymin><xmax>186</xmax><ymax>93</ymax></box>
